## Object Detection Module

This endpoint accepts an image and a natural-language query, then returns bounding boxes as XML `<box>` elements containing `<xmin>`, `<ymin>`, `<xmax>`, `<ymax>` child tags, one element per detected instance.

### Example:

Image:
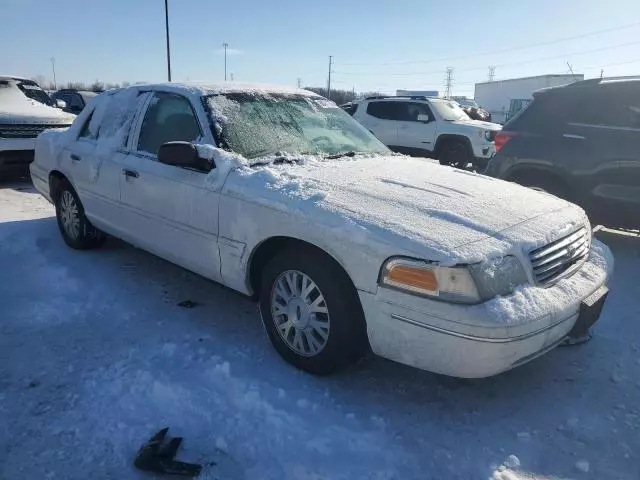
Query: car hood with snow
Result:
<box><xmin>223</xmin><ymin>154</ymin><xmax>585</xmax><ymax>264</ymax></box>
<box><xmin>0</xmin><ymin>86</ymin><xmax>75</xmax><ymax>125</ymax></box>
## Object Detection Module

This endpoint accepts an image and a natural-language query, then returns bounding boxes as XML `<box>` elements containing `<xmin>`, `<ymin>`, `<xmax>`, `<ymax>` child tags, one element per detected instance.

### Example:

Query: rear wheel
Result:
<box><xmin>438</xmin><ymin>139</ymin><xmax>473</xmax><ymax>168</ymax></box>
<box><xmin>54</xmin><ymin>180</ymin><xmax>105</xmax><ymax>249</ymax></box>
<box><xmin>258</xmin><ymin>247</ymin><xmax>367</xmax><ymax>375</ymax></box>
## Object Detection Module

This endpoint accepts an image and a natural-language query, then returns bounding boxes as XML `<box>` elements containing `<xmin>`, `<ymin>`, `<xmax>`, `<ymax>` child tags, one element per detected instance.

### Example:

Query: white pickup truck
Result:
<box><xmin>30</xmin><ymin>83</ymin><xmax>612</xmax><ymax>378</ymax></box>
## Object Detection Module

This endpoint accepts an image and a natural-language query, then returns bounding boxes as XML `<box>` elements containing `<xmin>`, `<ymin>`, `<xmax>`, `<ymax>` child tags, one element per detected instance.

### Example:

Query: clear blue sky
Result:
<box><xmin>3</xmin><ymin>0</ymin><xmax>640</xmax><ymax>96</ymax></box>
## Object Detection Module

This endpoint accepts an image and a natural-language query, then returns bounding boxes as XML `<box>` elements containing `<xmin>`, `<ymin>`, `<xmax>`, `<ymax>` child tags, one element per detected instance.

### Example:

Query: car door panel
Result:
<box><xmin>118</xmin><ymin>91</ymin><xmax>223</xmax><ymax>282</ymax></box>
<box><xmin>396</xmin><ymin>102</ymin><xmax>437</xmax><ymax>153</ymax></box>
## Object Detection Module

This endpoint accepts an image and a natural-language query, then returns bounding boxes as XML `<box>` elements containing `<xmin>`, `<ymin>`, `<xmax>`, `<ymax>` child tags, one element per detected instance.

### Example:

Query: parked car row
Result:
<box><xmin>29</xmin><ymin>82</ymin><xmax>612</xmax><ymax>378</ymax></box>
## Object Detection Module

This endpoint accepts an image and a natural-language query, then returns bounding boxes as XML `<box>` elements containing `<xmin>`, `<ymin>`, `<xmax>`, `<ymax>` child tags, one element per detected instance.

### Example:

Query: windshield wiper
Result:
<box><xmin>324</xmin><ymin>151</ymin><xmax>357</xmax><ymax>160</ymax></box>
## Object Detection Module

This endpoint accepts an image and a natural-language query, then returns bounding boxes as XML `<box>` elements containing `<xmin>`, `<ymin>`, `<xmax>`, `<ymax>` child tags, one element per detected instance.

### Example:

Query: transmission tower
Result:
<box><xmin>488</xmin><ymin>66</ymin><xmax>496</xmax><ymax>82</ymax></box>
<box><xmin>444</xmin><ymin>68</ymin><xmax>454</xmax><ymax>98</ymax></box>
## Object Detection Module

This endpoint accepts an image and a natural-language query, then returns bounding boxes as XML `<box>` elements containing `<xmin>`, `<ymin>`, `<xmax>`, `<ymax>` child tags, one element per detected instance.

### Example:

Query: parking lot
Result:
<box><xmin>1</xmin><ymin>181</ymin><xmax>639</xmax><ymax>479</ymax></box>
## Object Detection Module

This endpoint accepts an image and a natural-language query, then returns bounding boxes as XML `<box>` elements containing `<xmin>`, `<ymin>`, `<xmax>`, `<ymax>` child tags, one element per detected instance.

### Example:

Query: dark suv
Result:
<box><xmin>486</xmin><ymin>77</ymin><xmax>640</xmax><ymax>229</ymax></box>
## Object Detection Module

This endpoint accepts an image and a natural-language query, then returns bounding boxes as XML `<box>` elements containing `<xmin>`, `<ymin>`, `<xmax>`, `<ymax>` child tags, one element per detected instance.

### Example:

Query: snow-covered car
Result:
<box><xmin>0</xmin><ymin>76</ymin><xmax>75</xmax><ymax>178</ymax></box>
<box><xmin>351</xmin><ymin>95</ymin><xmax>502</xmax><ymax>169</ymax></box>
<box><xmin>30</xmin><ymin>83</ymin><xmax>613</xmax><ymax>378</ymax></box>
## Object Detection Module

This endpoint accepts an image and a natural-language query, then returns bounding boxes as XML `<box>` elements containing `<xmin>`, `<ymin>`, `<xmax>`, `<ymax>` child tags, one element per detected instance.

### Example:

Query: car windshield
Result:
<box><xmin>206</xmin><ymin>93</ymin><xmax>390</xmax><ymax>159</ymax></box>
<box><xmin>430</xmin><ymin>98</ymin><xmax>470</xmax><ymax>121</ymax></box>
<box><xmin>16</xmin><ymin>80</ymin><xmax>54</xmax><ymax>106</ymax></box>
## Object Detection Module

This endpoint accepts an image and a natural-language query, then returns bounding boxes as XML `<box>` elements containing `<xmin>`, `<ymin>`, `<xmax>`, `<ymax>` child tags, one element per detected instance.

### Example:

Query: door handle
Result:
<box><xmin>123</xmin><ymin>169</ymin><xmax>139</xmax><ymax>178</ymax></box>
<box><xmin>70</xmin><ymin>154</ymin><xmax>81</xmax><ymax>161</ymax></box>
<box><xmin>563</xmin><ymin>133</ymin><xmax>586</xmax><ymax>140</ymax></box>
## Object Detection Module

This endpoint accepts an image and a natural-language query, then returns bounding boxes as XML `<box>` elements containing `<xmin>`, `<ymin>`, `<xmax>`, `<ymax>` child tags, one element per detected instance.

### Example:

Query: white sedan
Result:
<box><xmin>30</xmin><ymin>83</ymin><xmax>613</xmax><ymax>378</ymax></box>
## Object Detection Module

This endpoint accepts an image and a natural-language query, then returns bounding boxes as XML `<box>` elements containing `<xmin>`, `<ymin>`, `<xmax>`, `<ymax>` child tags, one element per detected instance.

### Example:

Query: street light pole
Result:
<box><xmin>222</xmin><ymin>42</ymin><xmax>228</xmax><ymax>81</ymax></box>
<box><xmin>50</xmin><ymin>57</ymin><xmax>57</xmax><ymax>89</ymax></box>
<box><xmin>164</xmin><ymin>0</ymin><xmax>172</xmax><ymax>81</ymax></box>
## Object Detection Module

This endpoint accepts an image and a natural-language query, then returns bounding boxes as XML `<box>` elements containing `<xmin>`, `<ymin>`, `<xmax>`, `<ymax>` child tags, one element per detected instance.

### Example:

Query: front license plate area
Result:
<box><xmin>569</xmin><ymin>286</ymin><xmax>609</xmax><ymax>337</ymax></box>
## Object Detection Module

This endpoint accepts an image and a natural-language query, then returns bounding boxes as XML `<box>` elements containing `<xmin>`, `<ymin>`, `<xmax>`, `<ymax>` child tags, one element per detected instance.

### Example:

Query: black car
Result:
<box><xmin>486</xmin><ymin>77</ymin><xmax>640</xmax><ymax>229</ymax></box>
<box><xmin>51</xmin><ymin>89</ymin><xmax>98</xmax><ymax>114</ymax></box>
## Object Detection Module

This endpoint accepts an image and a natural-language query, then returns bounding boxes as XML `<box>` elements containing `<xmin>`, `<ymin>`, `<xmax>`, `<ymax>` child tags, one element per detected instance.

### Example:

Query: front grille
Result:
<box><xmin>0</xmin><ymin>124</ymin><xmax>70</xmax><ymax>139</ymax></box>
<box><xmin>529</xmin><ymin>227</ymin><xmax>590</xmax><ymax>286</ymax></box>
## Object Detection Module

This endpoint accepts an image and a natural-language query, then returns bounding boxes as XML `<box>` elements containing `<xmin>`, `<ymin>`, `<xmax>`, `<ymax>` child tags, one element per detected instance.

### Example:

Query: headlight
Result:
<box><xmin>379</xmin><ymin>256</ymin><xmax>528</xmax><ymax>304</ymax></box>
<box><xmin>481</xmin><ymin>130</ymin><xmax>493</xmax><ymax>141</ymax></box>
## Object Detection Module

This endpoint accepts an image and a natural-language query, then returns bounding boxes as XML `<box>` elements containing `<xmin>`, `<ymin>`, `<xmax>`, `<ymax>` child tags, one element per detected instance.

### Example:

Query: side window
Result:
<box><xmin>405</xmin><ymin>102</ymin><xmax>433</xmax><ymax>122</ymax></box>
<box><xmin>137</xmin><ymin>92</ymin><xmax>202</xmax><ymax>156</ymax></box>
<box><xmin>366</xmin><ymin>101</ymin><xmax>404</xmax><ymax>121</ymax></box>
<box><xmin>569</xmin><ymin>85</ymin><xmax>640</xmax><ymax>129</ymax></box>
<box><xmin>79</xmin><ymin>112</ymin><xmax>94</xmax><ymax>139</ymax></box>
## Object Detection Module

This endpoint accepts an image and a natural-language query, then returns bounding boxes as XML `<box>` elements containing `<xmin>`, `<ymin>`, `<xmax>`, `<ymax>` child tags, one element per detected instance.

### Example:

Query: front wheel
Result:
<box><xmin>258</xmin><ymin>247</ymin><xmax>367</xmax><ymax>375</ymax></box>
<box><xmin>438</xmin><ymin>140</ymin><xmax>473</xmax><ymax>168</ymax></box>
<box><xmin>54</xmin><ymin>180</ymin><xmax>105</xmax><ymax>249</ymax></box>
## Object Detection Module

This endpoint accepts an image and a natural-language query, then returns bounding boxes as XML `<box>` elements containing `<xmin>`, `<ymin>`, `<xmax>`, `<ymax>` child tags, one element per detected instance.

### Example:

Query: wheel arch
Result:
<box><xmin>434</xmin><ymin>133</ymin><xmax>473</xmax><ymax>155</ymax></box>
<box><xmin>49</xmin><ymin>170</ymin><xmax>70</xmax><ymax>201</ymax></box>
<box><xmin>246</xmin><ymin>236</ymin><xmax>354</xmax><ymax>298</ymax></box>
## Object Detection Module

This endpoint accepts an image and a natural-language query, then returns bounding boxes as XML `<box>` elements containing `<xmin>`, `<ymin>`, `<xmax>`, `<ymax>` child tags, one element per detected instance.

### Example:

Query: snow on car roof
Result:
<box><xmin>139</xmin><ymin>82</ymin><xmax>322</xmax><ymax>98</ymax></box>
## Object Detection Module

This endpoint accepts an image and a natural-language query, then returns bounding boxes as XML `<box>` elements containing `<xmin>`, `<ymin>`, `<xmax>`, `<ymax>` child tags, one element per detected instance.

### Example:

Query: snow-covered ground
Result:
<box><xmin>1</xmin><ymin>182</ymin><xmax>639</xmax><ymax>480</ymax></box>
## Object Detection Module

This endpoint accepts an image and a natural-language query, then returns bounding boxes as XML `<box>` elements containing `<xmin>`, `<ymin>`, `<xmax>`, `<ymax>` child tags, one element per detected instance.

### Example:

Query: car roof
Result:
<box><xmin>0</xmin><ymin>75</ymin><xmax>31</xmax><ymax>82</ymax></box>
<box><xmin>130</xmin><ymin>82</ymin><xmax>322</xmax><ymax>98</ymax></box>
<box><xmin>535</xmin><ymin>75</ymin><xmax>640</xmax><ymax>96</ymax></box>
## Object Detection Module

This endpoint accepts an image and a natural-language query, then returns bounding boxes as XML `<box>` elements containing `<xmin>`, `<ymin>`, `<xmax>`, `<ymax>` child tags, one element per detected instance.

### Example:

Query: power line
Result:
<box><xmin>331</xmin><ymin>41</ymin><xmax>640</xmax><ymax>77</ymax></box>
<box><xmin>334</xmin><ymin>21</ymin><xmax>640</xmax><ymax>67</ymax></box>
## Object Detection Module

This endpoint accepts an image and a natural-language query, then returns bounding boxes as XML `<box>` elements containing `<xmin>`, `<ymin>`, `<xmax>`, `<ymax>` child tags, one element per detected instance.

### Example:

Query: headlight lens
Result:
<box><xmin>483</xmin><ymin>130</ymin><xmax>493</xmax><ymax>141</ymax></box>
<box><xmin>468</xmin><ymin>255</ymin><xmax>529</xmax><ymax>299</ymax></box>
<box><xmin>380</xmin><ymin>256</ymin><xmax>528</xmax><ymax>304</ymax></box>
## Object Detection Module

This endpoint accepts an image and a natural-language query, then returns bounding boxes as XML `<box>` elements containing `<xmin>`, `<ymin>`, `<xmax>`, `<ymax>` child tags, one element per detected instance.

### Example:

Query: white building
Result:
<box><xmin>474</xmin><ymin>74</ymin><xmax>584</xmax><ymax>124</ymax></box>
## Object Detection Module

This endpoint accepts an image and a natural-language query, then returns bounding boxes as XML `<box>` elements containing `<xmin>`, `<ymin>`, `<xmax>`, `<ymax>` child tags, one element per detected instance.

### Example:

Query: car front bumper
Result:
<box><xmin>359</xmin><ymin>239</ymin><xmax>613</xmax><ymax>378</ymax></box>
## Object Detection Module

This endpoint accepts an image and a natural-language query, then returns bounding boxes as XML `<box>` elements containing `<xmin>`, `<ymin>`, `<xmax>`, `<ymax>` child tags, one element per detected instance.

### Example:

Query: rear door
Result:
<box><xmin>561</xmin><ymin>82</ymin><xmax>640</xmax><ymax>226</ymax></box>
<box><xmin>361</xmin><ymin>101</ymin><xmax>400</xmax><ymax>146</ymax></box>
<box><xmin>118</xmin><ymin>91</ymin><xmax>223</xmax><ymax>281</ymax></box>
<box><xmin>395</xmin><ymin>101</ymin><xmax>437</xmax><ymax>154</ymax></box>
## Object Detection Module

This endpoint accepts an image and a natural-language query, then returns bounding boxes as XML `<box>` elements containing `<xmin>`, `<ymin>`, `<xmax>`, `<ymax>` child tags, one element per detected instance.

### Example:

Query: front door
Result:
<box><xmin>395</xmin><ymin>101</ymin><xmax>437</xmax><ymax>154</ymax></box>
<box><xmin>118</xmin><ymin>91</ymin><xmax>223</xmax><ymax>282</ymax></box>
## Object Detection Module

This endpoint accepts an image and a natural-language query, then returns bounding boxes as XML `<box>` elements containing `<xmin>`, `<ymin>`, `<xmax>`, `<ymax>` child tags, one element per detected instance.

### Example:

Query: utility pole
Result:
<box><xmin>297</xmin><ymin>78</ymin><xmax>302</xmax><ymax>88</ymax></box>
<box><xmin>50</xmin><ymin>57</ymin><xmax>57</xmax><ymax>89</ymax></box>
<box><xmin>600</xmin><ymin>69</ymin><xmax>604</xmax><ymax>78</ymax></box>
<box><xmin>164</xmin><ymin>0</ymin><xmax>172</xmax><ymax>81</ymax></box>
<box><xmin>488</xmin><ymin>66</ymin><xmax>496</xmax><ymax>82</ymax></box>
<box><xmin>223</xmin><ymin>42</ymin><xmax>229</xmax><ymax>81</ymax></box>
<box><xmin>327</xmin><ymin>55</ymin><xmax>333</xmax><ymax>101</ymax></box>
<box><xmin>230</xmin><ymin>73</ymin><xmax>234</xmax><ymax>82</ymax></box>
<box><xmin>444</xmin><ymin>67</ymin><xmax>454</xmax><ymax>99</ymax></box>
<box><xmin>566</xmin><ymin>62</ymin><xmax>580</xmax><ymax>82</ymax></box>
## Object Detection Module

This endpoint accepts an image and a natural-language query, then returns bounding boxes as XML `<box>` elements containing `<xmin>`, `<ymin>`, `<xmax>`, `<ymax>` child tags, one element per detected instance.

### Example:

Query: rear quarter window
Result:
<box><xmin>505</xmin><ymin>92</ymin><xmax>573</xmax><ymax>133</ymax></box>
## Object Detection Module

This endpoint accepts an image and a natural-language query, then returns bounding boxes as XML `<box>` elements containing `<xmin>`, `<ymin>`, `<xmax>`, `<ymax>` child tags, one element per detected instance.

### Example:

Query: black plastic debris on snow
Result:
<box><xmin>134</xmin><ymin>427</ymin><xmax>204</xmax><ymax>477</ymax></box>
<box><xmin>177</xmin><ymin>300</ymin><xmax>199</xmax><ymax>308</ymax></box>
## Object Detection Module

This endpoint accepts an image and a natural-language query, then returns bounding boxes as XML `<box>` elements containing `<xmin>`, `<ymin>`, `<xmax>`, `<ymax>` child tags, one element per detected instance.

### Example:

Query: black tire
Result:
<box><xmin>53</xmin><ymin>180</ymin><xmax>105</xmax><ymax>250</ymax></box>
<box><xmin>258</xmin><ymin>246</ymin><xmax>367</xmax><ymax>375</ymax></box>
<box><xmin>512</xmin><ymin>173</ymin><xmax>571</xmax><ymax>202</ymax></box>
<box><xmin>438</xmin><ymin>139</ymin><xmax>473</xmax><ymax>168</ymax></box>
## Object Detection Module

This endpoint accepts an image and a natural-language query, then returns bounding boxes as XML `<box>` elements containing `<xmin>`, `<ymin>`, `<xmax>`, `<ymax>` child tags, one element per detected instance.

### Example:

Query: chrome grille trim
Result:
<box><xmin>529</xmin><ymin>227</ymin><xmax>590</xmax><ymax>286</ymax></box>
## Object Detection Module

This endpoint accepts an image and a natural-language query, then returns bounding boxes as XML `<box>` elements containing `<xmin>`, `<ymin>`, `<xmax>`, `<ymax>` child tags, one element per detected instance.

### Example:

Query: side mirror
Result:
<box><xmin>158</xmin><ymin>142</ymin><xmax>213</xmax><ymax>172</ymax></box>
<box><xmin>55</xmin><ymin>99</ymin><xmax>67</xmax><ymax>109</ymax></box>
<box><xmin>416</xmin><ymin>114</ymin><xmax>431</xmax><ymax>123</ymax></box>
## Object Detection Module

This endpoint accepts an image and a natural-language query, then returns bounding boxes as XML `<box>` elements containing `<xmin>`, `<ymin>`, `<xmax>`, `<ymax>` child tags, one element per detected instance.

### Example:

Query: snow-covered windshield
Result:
<box><xmin>430</xmin><ymin>99</ymin><xmax>470</xmax><ymax>121</ymax></box>
<box><xmin>16</xmin><ymin>80</ymin><xmax>54</xmax><ymax>106</ymax></box>
<box><xmin>206</xmin><ymin>93</ymin><xmax>390</xmax><ymax>159</ymax></box>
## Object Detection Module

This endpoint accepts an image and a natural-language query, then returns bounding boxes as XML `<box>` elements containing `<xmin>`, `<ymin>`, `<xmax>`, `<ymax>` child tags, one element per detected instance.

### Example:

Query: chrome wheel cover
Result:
<box><xmin>270</xmin><ymin>270</ymin><xmax>330</xmax><ymax>357</ymax></box>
